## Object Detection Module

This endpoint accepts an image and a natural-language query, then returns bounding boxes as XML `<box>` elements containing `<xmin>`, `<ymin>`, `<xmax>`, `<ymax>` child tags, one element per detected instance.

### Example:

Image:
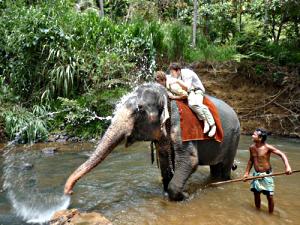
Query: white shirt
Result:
<box><xmin>166</xmin><ymin>75</ymin><xmax>188</xmax><ymax>96</ymax></box>
<box><xmin>180</xmin><ymin>68</ymin><xmax>205</xmax><ymax>92</ymax></box>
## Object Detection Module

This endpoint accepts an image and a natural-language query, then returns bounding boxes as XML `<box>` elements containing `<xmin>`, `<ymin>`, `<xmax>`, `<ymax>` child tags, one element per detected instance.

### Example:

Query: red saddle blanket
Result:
<box><xmin>175</xmin><ymin>97</ymin><xmax>224</xmax><ymax>142</ymax></box>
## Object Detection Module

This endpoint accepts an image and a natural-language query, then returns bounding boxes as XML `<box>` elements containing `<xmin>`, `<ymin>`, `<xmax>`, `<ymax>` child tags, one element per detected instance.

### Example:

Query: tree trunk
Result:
<box><xmin>276</xmin><ymin>20</ymin><xmax>283</xmax><ymax>43</ymax></box>
<box><xmin>294</xmin><ymin>21</ymin><xmax>299</xmax><ymax>37</ymax></box>
<box><xmin>98</xmin><ymin>0</ymin><xmax>104</xmax><ymax>17</ymax></box>
<box><xmin>276</xmin><ymin>12</ymin><xmax>287</xmax><ymax>43</ymax></box>
<box><xmin>192</xmin><ymin>0</ymin><xmax>198</xmax><ymax>48</ymax></box>
<box><xmin>271</xmin><ymin>14</ymin><xmax>276</xmax><ymax>42</ymax></box>
<box><xmin>239</xmin><ymin>0</ymin><xmax>242</xmax><ymax>32</ymax></box>
<box><xmin>205</xmin><ymin>0</ymin><xmax>210</xmax><ymax>37</ymax></box>
<box><xmin>263</xmin><ymin>0</ymin><xmax>269</xmax><ymax>33</ymax></box>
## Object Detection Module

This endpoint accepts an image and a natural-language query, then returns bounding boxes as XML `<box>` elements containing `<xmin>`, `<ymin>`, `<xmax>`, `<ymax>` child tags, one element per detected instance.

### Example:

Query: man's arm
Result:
<box><xmin>167</xmin><ymin>91</ymin><xmax>187</xmax><ymax>100</ymax></box>
<box><xmin>268</xmin><ymin>144</ymin><xmax>292</xmax><ymax>174</ymax></box>
<box><xmin>175</xmin><ymin>79</ymin><xmax>188</xmax><ymax>91</ymax></box>
<box><xmin>244</xmin><ymin>148</ymin><xmax>254</xmax><ymax>178</ymax></box>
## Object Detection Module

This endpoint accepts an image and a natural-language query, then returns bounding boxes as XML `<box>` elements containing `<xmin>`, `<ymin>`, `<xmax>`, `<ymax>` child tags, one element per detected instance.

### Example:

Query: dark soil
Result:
<box><xmin>190</xmin><ymin>61</ymin><xmax>300</xmax><ymax>138</ymax></box>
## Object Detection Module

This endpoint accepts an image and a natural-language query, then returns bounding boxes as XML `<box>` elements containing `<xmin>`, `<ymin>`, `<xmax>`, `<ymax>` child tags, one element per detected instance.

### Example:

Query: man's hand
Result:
<box><xmin>243</xmin><ymin>173</ymin><xmax>249</xmax><ymax>182</ymax></box>
<box><xmin>167</xmin><ymin>92</ymin><xmax>177</xmax><ymax>99</ymax></box>
<box><xmin>168</xmin><ymin>92</ymin><xmax>186</xmax><ymax>100</ymax></box>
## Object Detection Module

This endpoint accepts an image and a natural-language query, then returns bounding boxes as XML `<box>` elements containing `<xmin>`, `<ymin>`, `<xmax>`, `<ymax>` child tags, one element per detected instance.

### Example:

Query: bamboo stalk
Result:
<box><xmin>210</xmin><ymin>170</ymin><xmax>300</xmax><ymax>186</ymax></box>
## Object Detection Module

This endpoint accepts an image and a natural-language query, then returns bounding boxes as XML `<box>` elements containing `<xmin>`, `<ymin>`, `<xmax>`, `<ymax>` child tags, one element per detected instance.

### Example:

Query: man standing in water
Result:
<box><xmin>168</xmin><ymin>63</ymin><xmax>216</xmax><ymax>137</ymax></box>
<box><xmin>243</xmin><ymin>128</ymin><xmax>292</xmax><ymax>213</ymax></box>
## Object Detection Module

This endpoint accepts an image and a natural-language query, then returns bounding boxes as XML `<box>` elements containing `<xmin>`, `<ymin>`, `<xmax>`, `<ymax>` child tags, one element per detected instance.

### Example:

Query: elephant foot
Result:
<box><xmin>167</xmin><ymin>183</ymin><xmax>189</xmax><ymax>201</ymax></box>
<box><xmin>182</xmin><ymin>192</ymin><xmax>189</xmax><ymax>200</ymax></box>
<box><xmin>168</xmin><ymin>191</ymin><xmax>189</xmax><ymax>201</ymax></box>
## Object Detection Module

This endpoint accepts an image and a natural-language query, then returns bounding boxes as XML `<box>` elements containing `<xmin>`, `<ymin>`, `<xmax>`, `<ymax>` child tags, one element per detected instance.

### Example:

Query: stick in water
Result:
<box><xmin>210</xmin><ymin>169</ymin><xmax>300</xmax><ymax>186</ymax></box>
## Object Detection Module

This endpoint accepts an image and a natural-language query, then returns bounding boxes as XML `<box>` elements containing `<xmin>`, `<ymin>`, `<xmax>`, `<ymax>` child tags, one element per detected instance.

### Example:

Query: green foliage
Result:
<box><xmin>54</xmin><ymin>87</ymin><xmax>128</xmax><ymax>139</ymax></box>
<box><xmin>103</xmin><ymin>0</ymin><xmax>130</xmax><ymax>21</ymax></box>
<box><xmin>2</xmin><ymin>105</ymin><xmax>49</xmax><ymax>143</ymax></box>
<box><xmin>124</xmin><ymin>0</ymin><xmax>158</xmax><ymax>22</ymax></box>
<box><xmin>1</xmin><ymin>0</ymin><xmax>86</xmax><ymax>102</ymax></box>
<box><xmin>235</xmin><ymin>30</ymin><xmax>300</xmax><ymax>65</ymax></box>
<box><xmin>1</xmin><ymin>0</ymin><xmax>299</xmax><ymax>142</ymax></box>
<box><xmin>248</xmin><ymin>0</ymin><xmax>300</xmax><ymax>42</ymax></box>
<box><xmin>185</xmin><ymin>35</ymin><xmax>238</xmax><ymax>62</ymax></box>
<box><xmin>164</xmin><ymin>22</ymin><xmax>189</xmax><ymax>61</ymax></box>
<box><xmin>0</xmin><ymin>0</ymin><xmax>159</xmax><ymax>105</ymax></box>
<box><xmin>0</xmin><ymin>77</ymin><xmax>18</xmax><ymax>104</ymax></box>
<box><xmin>201</xmin><ymin>2</ymin><xmax>237</xmax><ymax>42</ymax></box>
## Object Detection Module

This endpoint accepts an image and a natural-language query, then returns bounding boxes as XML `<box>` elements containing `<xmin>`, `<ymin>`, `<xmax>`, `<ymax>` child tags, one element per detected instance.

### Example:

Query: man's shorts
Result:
<box><xmin>250</xmin><ymin>170</ymin><xmax>274</xmax><ymax>196</ymax></box>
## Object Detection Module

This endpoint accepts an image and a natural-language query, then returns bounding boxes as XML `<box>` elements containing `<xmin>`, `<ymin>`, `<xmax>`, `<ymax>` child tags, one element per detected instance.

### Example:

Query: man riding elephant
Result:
<box><xmin>169</xmin><ymin>63</ymin><xmax>216</xmax><ymax>137</ymax></box>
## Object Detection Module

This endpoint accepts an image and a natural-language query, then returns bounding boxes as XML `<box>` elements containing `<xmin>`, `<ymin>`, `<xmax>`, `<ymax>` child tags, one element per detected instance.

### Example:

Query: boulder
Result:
<box><xmin>20</xmin><ymin>163</ymin><xmax>34</xmax><ymax>170</ymax></box>
<box><xmin>41</xmin><ymin>147</ymin><xmax>58</xmax><ymax>155</ymax></box>
<box><xmin>50</xmin><ymin>209</ymin><xmax>112</xmax><ymax>225</ymax></box>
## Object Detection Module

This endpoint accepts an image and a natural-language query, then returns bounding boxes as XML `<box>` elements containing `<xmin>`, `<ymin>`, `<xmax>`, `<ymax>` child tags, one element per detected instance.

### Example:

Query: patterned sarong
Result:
<box><xmin>250</xmin><ymin>170</ymin><xmax>274</xmax><ymax>195</ymax></box>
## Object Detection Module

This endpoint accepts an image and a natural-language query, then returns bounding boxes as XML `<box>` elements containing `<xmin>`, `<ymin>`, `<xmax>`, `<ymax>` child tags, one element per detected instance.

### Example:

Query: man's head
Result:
<box><xmin>252</xmin><ymin>128</ymin><xmax>268</xmax><ymax>143</ymax></box>
<box><xmin>169</xmin><ymin>62</ymin><xmax>181</xmax><ymax>79</ymax></box>
<box><xmin>155</xmin><ymin>71</ymin><xmax>167</xmax><ymax>87</ymax></box>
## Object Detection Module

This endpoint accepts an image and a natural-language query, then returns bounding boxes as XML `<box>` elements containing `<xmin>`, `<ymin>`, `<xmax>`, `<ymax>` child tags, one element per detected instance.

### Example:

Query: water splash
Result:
<box><xmin>2</xmin><ymin>149</ymin><xmax>70</xmax><ymax>224</ymax></box>
<box><xmin>8</xmin><ymin>193</ymin><xmax>70</xmax><ymax>224</ymax></box>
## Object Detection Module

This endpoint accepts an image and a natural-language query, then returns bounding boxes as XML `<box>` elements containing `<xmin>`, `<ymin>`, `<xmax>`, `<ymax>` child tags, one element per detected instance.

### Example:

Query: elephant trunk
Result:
<box><xmin>64</xmin><ymin>108</ymin><xmax>134</xmax><ymax>194</ymax></box>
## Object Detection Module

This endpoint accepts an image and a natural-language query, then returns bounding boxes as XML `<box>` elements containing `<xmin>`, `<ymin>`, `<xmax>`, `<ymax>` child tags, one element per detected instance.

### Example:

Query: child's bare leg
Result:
<box><xmin>267</xmin><ymin>195</ymin><xmax>274</xmax><ymax>213</ymax></box>
<box><xmin>254</xmin><ymin>192</ymin><xmax>261</xmax><ymax>209</ymax></box>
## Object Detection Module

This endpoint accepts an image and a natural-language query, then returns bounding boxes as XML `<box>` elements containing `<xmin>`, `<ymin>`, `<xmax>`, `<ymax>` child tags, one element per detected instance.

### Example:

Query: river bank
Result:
<box><xmin>0</xmin><ymin>60</ymin><xmax>299</xmax><ymax>145</ymax></box>
<box><xmin>191</xmin><ymin>60</ymin><xmax>299</xmax><ymax>138</ymax></box>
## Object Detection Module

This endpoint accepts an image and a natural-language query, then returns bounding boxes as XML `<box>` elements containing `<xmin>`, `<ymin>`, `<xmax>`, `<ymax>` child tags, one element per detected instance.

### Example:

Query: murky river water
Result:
<box><xmin>0</xmin><ymin>135</ymin><xmax>299</xmax><ymax>225</ymax></box>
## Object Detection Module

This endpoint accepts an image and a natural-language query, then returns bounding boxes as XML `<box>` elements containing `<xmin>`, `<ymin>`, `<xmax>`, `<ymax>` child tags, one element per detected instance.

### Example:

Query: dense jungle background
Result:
<box><xmin>0</xmin><ymin>0</ymin><xmax>299</xmax><ymax>144</ymax></box>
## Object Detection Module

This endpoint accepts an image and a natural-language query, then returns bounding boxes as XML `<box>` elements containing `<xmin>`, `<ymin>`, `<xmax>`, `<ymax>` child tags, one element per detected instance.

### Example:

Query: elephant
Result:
<box><xmin>64</xmin><ymin>83</ymin><xmax>240</xmax><ymax>201</ymax></box>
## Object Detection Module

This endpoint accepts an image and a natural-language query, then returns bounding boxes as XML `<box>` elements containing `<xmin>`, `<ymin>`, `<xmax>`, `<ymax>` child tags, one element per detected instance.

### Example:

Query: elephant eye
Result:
<box><xmin>135</xmin><ymin>103</ymin><xmax>146</xmax><ymax>114</ymax></box>
<box><xmin>137</xmin><ymin>104</ymin><xmax>144</xmax><ymax>111</ymax></box>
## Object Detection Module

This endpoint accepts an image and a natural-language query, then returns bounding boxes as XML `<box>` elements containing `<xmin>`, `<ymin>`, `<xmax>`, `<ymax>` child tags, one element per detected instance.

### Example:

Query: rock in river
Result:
<box><xmin>50</xmin><ymin>209</ymin><xmax>112</xmax><ymax>225</ymax></box>
<box><xmin>41</xmin><ymin>147</ymin><xmax>58</xmax><ymax>155</ymax></box>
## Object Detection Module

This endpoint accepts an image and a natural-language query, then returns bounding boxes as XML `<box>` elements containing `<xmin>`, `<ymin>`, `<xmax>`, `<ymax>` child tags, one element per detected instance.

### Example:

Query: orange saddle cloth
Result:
<box><xmin>175</xmin><ymin>97</ymin><xmax>224</xmax><ymax>142</ymax></box>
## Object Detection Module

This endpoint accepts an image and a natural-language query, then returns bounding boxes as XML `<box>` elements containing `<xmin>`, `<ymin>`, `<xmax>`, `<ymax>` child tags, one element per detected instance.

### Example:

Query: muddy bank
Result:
<box><xmin>190</xmin><ymin>60</ymin><xmax>300</xmax><ymax>138</ymax></box>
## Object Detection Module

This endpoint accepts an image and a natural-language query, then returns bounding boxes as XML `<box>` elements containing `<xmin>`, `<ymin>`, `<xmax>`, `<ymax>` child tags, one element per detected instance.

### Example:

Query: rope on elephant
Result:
<box><xmin>150</xmin><ymin>141</ymin><xmax>160</xmax><ymax>168</ymax></box>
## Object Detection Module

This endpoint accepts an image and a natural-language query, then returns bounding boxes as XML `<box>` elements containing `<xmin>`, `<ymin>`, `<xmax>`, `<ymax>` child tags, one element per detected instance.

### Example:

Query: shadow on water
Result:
<box><xmin>0</xmin><ymin>136</ymin><xmax>300</xmax><ymax>225</ymax></box>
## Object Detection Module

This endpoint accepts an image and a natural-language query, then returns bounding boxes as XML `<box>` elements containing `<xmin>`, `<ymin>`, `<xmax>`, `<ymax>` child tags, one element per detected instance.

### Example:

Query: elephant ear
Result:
<box><xmin>160</xmin><ymin>95</ymin><xmax>169</xmax><ymax>136</ymax></box>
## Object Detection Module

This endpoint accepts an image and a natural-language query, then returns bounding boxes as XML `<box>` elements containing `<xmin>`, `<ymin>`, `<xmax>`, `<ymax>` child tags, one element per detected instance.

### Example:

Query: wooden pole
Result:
<box><xmin>210</xmin><ymin>170</ymin><xmax>300</xmax><ymax>187</ymax></box>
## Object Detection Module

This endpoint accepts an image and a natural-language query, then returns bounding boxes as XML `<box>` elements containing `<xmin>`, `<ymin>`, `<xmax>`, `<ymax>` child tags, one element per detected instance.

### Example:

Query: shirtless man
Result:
<box><xmin>243</xmin><ymin>128</ymin><xmax>292</xmax><ymax>213</ymax></box>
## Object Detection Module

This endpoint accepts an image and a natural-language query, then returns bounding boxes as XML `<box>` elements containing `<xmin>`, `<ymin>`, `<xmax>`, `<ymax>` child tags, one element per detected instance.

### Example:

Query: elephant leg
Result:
<box><xmin>168</xmin><ymin>142</ymin><xmax>198</xmax><ymax>201</ymax></box>
<box><xmin>219</xmin><ymin>129</ymin><xmax>240</xmax><ymax>180</ymax></box>
<box><xmin>210</xmin><ymin>163</ymin><xmax>223</xmax><ymax>179</ymax></box>
<box><xmin>210</xmin><ymin>129</ymin><xmax>239</xmax><ymax>180</ymax></box>
<box><xmin>210</xmin><ymin>157</ymin><xmax>235</xmax><ymax>180</ymax></box>
<box><xmin>210</xmin><ymin>161</ymin><xmax>233</xmax><ymax>180</ymax></box>
<box><xmin>221</xmin><ymin>167</ymin><xmax>232</xmax><ymax>180</ymax></box>
<box><xmin>155</xmin><ymin>140</ymin><xmax>174</xmax><ymax>193</ymax></box>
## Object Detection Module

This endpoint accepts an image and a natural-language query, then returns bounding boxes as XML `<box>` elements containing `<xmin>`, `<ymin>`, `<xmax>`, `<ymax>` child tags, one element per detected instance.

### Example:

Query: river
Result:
<box><xmin>0</xmin><ymin>135</ymin><xmax>299</xmax><ymax>225</ymax></box>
